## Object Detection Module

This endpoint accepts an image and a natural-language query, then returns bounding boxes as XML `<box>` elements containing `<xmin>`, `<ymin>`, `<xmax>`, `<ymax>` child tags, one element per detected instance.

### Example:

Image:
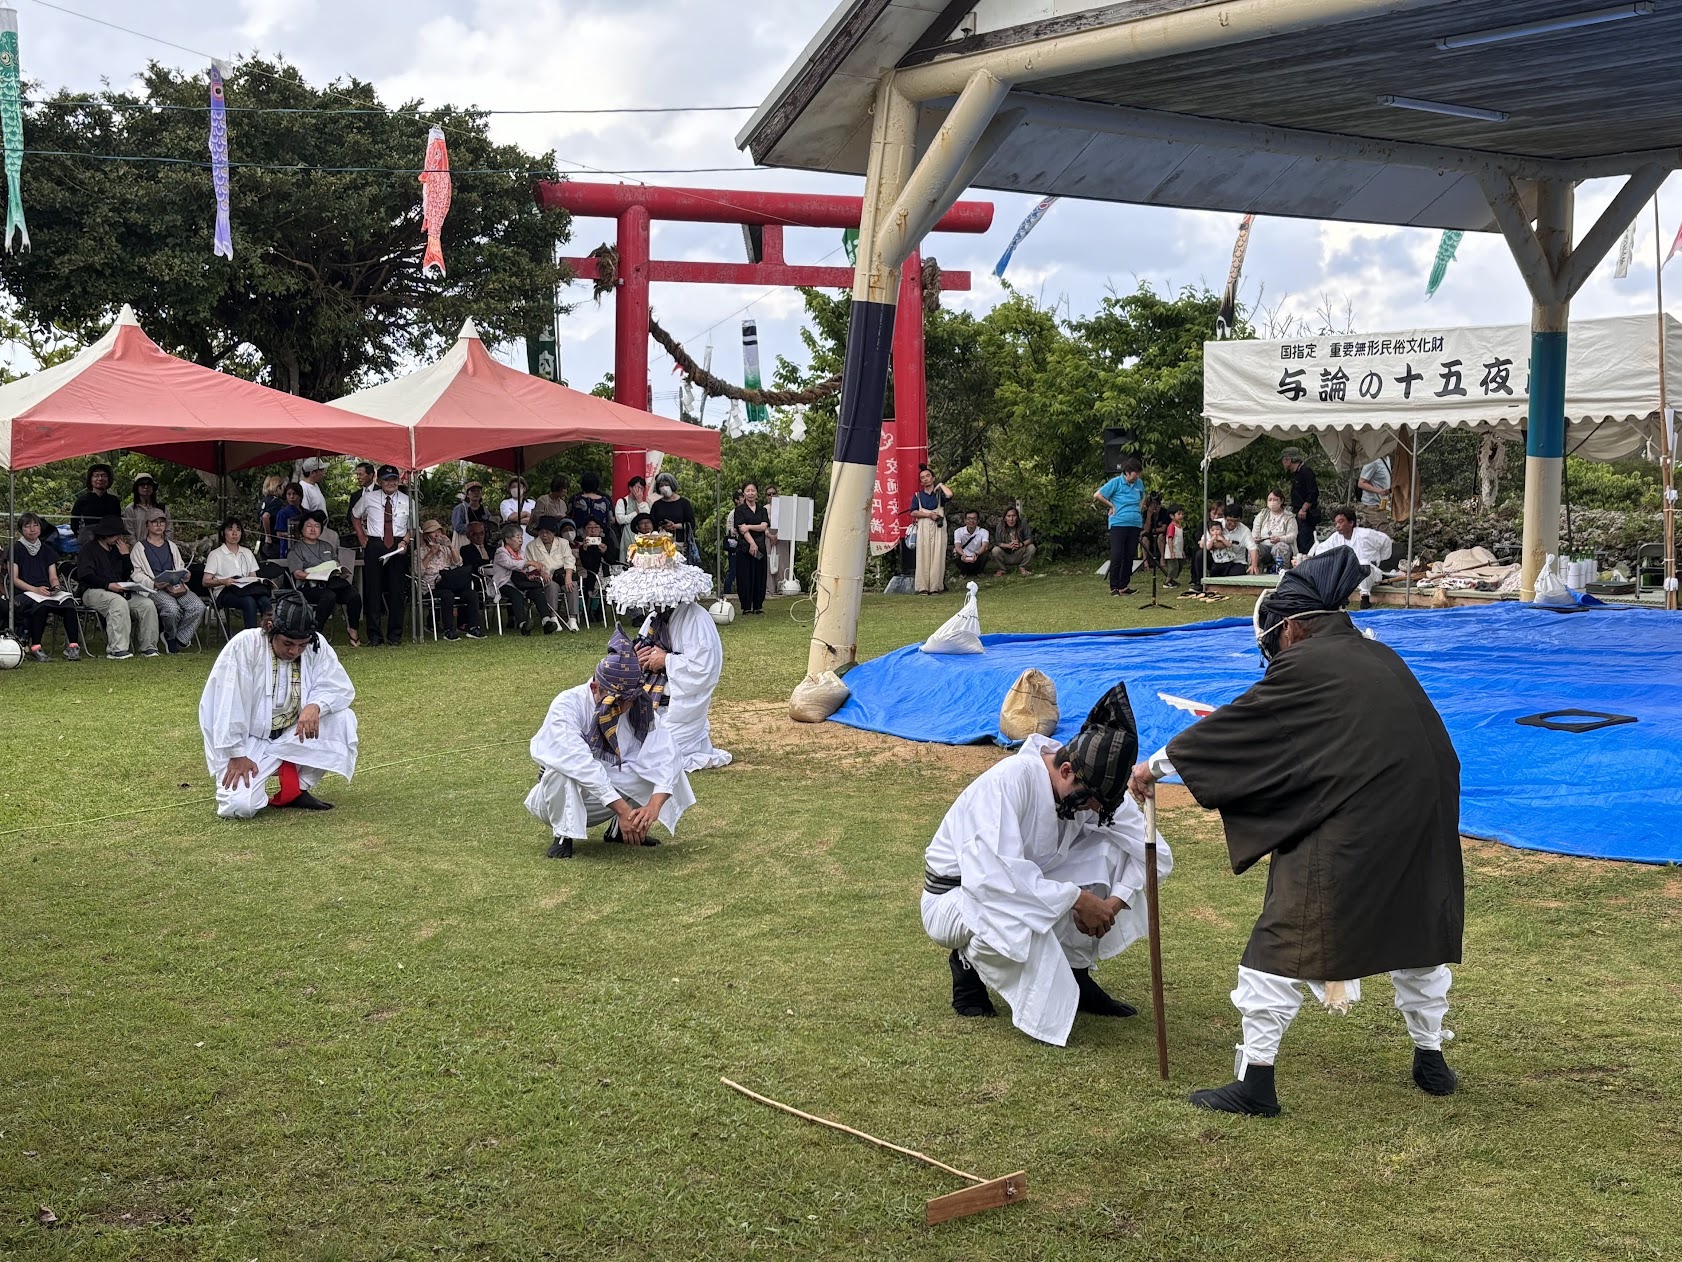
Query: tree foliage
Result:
<box><xmin>0</xmin><ymin>57</ymin><xmax>571</xmax><ymax>400</ymax></box>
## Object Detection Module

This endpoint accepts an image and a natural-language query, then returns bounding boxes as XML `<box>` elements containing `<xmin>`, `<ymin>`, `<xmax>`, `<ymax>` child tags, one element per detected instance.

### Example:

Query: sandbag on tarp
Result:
<box><xmin>829</xmin><ymin>603</ymin><xmax>1682</xmax><ymax>864</ymax></box>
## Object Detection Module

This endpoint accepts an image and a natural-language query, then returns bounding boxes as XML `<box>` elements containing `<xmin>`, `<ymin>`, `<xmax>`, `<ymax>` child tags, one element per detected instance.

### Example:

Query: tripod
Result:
<box><xmin>1137</xmin><ymin>536</ymin><xmax>1171</xmax><ymax>611</ymax></box>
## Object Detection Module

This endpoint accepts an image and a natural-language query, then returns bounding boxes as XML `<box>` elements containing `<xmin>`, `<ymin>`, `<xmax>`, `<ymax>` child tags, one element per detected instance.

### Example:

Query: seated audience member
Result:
<box><xmin>416</xmin><ymin>518</ymin><xmax>486</xmax><ymax>640</ymax></box>
<box><xmin>124</xmin><ymin>473</ymin><xmax>170</xmax><ymax>543</ymax></box>
<box><xmin>451</xmin><ymin>480</ymin><xmax>499</xmax><ymax>537</ymax></box>
<box><xmin>528</xmin><ymin>515</ymin><xmax>579</xmax><ymax>633</ymax></box>
<box><xmin>131</xmin><ymin>508</ymin><xmax>205</xmax><ymax>653</ymax></box>
<box><xmin>272</xmin><ymin>482</ymin><xmax>306</xmax><ymax>558</ymax></box>
<box><xmin>614</xmin><ymin>476</ymin><xmax>652</xmax><ymax>564</ymax></box>
<box><xmin>991</xmin><ymin>506</ymin><xmax>1036</xmax><ymax>576</ymax></box>
<box><xmin>70</xmin><ymin>462</ymin><xmax>122</xmax><ymax>544</ymax></box>
<box><xmin>204</xmin><ymin>517</ymin><xmax>274</xmax><ymax>631</ymax></box>
<box><xmin>1302</xmin><ymin>504</ymin><xmax>1393</xmax><ymax>607</ymax></box>
<box><xmin>1191</xmin><ymin>502</ymin><xmax>1259</xmax><ymax>590</ymax></box>
<box><xmin>459</xmin><ymin>518</ymin><xmax>496</xmax><ymax>572</ymax></box>
<box><xmin>525</xmin><ymin>629</ymin><xmax>695</xmax><ymax>859</ymax></box>
<box><xmin>491</xmin><ymin>522</ymin><xmax>557</xmax><ymax>635</ymax></box>
<box><xmin>576</xmin><ymin>518</ymin><xmax>613</xmax><ymax>595</ymax></box>
<box><xmin>1251</xmin><ymin>490</ymin><xmax>1298</xmax><ymax>573</ymax></box>
<box><xmin>501</xmin><ymin>477</ymin><xmax>536</xmax><ymax>541</ymax></box>
<box><xmin>1161</xmin><ymin>504</ymin><xmax>1187</xmax><ymax>587</ymax></box>
<box><xmin>75</xmin><ymin>515</ymin><xmax>162</xmax><ymax>659</ymax></box>
<box><xmin>8</xmin><ymin>511</ymin><xmax>83</xmax><ymax>661</ymax></box>
<box><xmin>952</xmin><ymin>510</ymin><xmax>991</xmax><ymax>578</ymax></box>
<box><xmin>289</xmin><ymin>509</ymin><xmax>365</xmax><ymax>646</ymax></box>
<box><xmin>532</xmin><ymin>476</ymin><xmax>572</xmax><ymax>529</ymax></box>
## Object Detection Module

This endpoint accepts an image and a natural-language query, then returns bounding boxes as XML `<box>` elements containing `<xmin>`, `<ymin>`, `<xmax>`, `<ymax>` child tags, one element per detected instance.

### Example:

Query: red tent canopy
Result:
<box><xmin>329</xmin><ymin>320</ymin><xmax>722</xmax><ymax>472</ymax></box>
<box><xmin>0</xmin><ymin>305</ymin><xmax>409</xmax><ymax>473</ymax></box>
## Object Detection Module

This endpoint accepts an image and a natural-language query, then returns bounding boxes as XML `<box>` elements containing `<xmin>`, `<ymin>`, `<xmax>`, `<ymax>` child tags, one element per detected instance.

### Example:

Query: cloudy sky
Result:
<box><xmin>15</xmin><ymin>0</ymin><xmax>1682</xmax><ymax>414</ymax></box>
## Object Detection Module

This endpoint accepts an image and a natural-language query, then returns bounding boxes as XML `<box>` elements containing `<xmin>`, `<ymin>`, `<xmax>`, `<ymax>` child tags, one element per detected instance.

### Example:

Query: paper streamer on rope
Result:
<box><xmin>1612</xmin><ymin>219</ymin><xmax>1636</xmax><ymax>279</ymax></box>
<box><xmin>419</xmin><ymin>126</ymin><xmax>451</xmax><ymax>278</ymax></box>
<box><xmin>1665</xmin><ymin>216</ymin><xmax>1682</xmax><ymax>270</ymax></box>
<box><xmin>1215</xmin><ymin>213</ymin><xmax>1255</xmax><ymax>338</ymax></box>
<box><xmin>993</xmin><ymin>196</ymin><xmax>1057</xmax><ymax>279</ymax></box>
<box><xmin>0</xmin><ymin>5</ymin><xmax>28</xmax><ymax>252</ymax></box>
<box><xmin>741</xmin><ymin>319</ymin><xmax>767</xmax><ymax>425</ymax></box>
<box><xmin>1425</xmin><ymin>230</ymin><xmax>1463</xmax><ymax>299</ymax></box>
<box><xmin>841</xmin><ymin>228</ymin><xmax>858</xmax><ymax>267</ymax></box>
<box><xmin>209</xmin><ymin>60</ymin><xmax>233</xmax><ymax>259</ymax></box>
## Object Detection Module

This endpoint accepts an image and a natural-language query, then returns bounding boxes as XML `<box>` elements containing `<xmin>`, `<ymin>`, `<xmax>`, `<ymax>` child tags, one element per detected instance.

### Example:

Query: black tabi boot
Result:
<box><xmin>279</xmin><ymin>791</ymin><xmax>334</xmax><ymax>811</ymax></box>
<box><xmin>1072</xmin><ymin>967</ymin><xmax>1137</xmax><ymax>1018</ymax></box>
<box><xmin>602</xmin><ymin>821</ymin><xmax>623</xmax><ymax>845</ymax></box>
<box><xmin>1189</xmin><ymin>1064</ymin><xmax>1282</xmax><ymax>1118</ymax></box>
<box><xmin>545</xmin><ymin>836</ymin><xmax>575</xmax><ymax>860</ymax></box>
<box><xmin>948</xmin><ymin>950</ymin><xmax>996</xmax><ymax>1018</ymax></box>
<box><xmin>1412</xmin><ymin>1048</ymin><xmax>1458</xmax><ymax>1096</ymax></box>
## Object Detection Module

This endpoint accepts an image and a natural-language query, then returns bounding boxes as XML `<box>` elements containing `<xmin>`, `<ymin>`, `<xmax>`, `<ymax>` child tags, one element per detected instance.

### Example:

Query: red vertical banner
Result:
<box><xmin>869</xmin><ymin>419</ymin><xmax>903</xmax><ymax>556</ymax></box>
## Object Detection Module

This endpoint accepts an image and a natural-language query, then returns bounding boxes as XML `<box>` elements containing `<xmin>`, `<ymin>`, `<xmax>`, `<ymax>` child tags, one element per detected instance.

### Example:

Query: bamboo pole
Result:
<box><xmin>1143</xmin><ymin>794</ymin><xmax>1168</xmax><ymax>1080</ymax></box>
<box><xmin>1656</xmin><ymin>196</ymin><xmax>1677</xmax><ymax>610</ymax></box>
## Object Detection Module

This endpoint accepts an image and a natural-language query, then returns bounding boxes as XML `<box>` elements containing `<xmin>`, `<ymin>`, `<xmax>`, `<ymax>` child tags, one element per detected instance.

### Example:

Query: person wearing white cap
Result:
<box><xmin>299</xmin><ymin>457</ymin><xmax>329</xmax><ymax>516</ymax></box>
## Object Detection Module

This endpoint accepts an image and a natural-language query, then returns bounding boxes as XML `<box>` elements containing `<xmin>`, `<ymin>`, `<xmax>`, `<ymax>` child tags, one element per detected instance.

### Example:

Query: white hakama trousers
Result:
<box><xmin>523</xmin><ymin>762</ymin><xmax>693</xmax><ymax>840</ymax></box>
<box><xmin>667</xmin><ymin>713</ymin><xmax>733</xmax><ymax>773</ymax></box>
<box><xmin>921</xmin><ymin>889</ymin><xmax>1105</xmax><ymax>1048</ymax></box>
<box><xmin>213</xmin><ymin>711</ymin><xmax>359</xmax><ymax>819</ymax></box>
<box><xmin>1231</xmin><ymin>964</ymin><xmax>1453</xmax><ymax>1073</ymax></box>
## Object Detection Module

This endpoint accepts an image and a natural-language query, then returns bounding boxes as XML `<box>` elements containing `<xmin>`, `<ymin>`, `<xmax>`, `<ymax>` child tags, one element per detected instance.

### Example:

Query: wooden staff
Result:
<box><xmin>721</xmin><ymin>1077</ymin><xmax>1027</xmax><ymax>1225</ymax></box>
<box><xmin>1144</xmin><ymin>792</ymin><xmax>1169</xmax><ymax>1080</ymax></box>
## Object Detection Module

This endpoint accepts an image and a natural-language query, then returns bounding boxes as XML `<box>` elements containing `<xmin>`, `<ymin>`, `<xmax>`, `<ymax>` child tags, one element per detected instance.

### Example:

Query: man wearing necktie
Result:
<box><xmin>356</xmin><ymin>464</ymin><xmax>413</xmax><ymax>647</ymax></box>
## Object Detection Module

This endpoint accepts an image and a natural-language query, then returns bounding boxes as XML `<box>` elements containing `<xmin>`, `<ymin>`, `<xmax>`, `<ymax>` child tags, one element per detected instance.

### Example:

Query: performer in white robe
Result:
<box><xmin>1303</xmin><ymin>504</ymin><xmax>1392</xmax><ymax>602</ymax></box>
<box><xmin>199</xmin><ymin>592</ymin><xmax>358</xmax><ymax>819</ymax></box>
<box><xmin>606</xmin><ymin>532</ymin><xmax>732</xmax><ymax>772</ymax></box>
<box><xmin>526</xmin><ymin>628</ymin><xmax>696</xmax><ymax>859</ymax></box>
<box><xmin>921</xmin><ymin>684</ymin><xmax>1172</xmax><ymax>1047</ymax></box>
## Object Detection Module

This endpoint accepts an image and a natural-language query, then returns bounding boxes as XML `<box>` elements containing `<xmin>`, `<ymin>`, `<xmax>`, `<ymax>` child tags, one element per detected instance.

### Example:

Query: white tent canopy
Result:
<box><xmin>1204</xmin><ymin>314</ymin><xmax>1680</xmax><ymax>467</ymax></box>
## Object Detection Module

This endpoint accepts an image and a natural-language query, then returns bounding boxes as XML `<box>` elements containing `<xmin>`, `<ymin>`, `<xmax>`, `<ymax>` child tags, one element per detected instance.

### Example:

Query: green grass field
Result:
<box><xmin>3</xmin><ymin>570</ymin><xmax>1679</xmax><ymax>1261</ymax></box>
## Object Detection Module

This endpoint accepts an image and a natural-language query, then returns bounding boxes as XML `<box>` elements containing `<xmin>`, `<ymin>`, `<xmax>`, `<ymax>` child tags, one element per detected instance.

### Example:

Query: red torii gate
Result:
<box><xmin>531</xmin><ymin>181</ymin><xmax>994</xmax><ymax>496</ymax></box>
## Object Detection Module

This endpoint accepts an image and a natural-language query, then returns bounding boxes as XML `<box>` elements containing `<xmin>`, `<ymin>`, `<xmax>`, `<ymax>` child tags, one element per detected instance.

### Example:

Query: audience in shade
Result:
<box><xmin>258</xmin><ymin>475</ymin><xmax>288</xmax><ymax>559</ymax></box>
<box><xmin>1251</xmin><ymin>490</ymin><xmax>1298</xmax><ymax>573</ymax></box>
<box><xmin>124</xmin><ymin>474</ymin><xmax>169</xmax><ymax>543</ymax></box>
<box><xmin>272</xmin><ymin>482</ymin><xmax>306</xmax><ymax>558</ymax></box>
<box><xmin>70</xmin><ymin>463</ymin><xmax>122</xmax><ymax>544</ymax></box>
<box><xmin>1161</xmin><ymin>503</ymin><xmax>1187</xmax><ymax>587</ymax></box>
<box><xmin>492</xmin><ymin>522</ymin><xmax>558</xmax><ymax>636</ymax></box>
<box><xmin>356</xmin><ymin>464</ymin><xmax>412</xmax><ymax>648</ymax></box>
<box><xmin>298</xmin><ymin>457</ymin><xmax>329</xmax><ymax>515</ymax></box>
<box><xmin>531</xmin><ymin>476</ymin><xmax>572</xmax><ymax>529</ymax></box>
<box><xmin>452</xmin><ymin>480</ymin><xmax>498</xmax><ymax>537</ymax></box>
<box><xmin>417</xmin><ymin>518</ymin><xmax>487</xmax><ymax>639</ymax></box>
<box><xmin>1191</xmin><ymin>501</ymin><xmax>1259</xmax><ymax>589</ymax></box>
<box><xmin>576</xmin><ymin>519</ymin><xmax>613</xmax><ymax>609</ymax></box>
<box><xmin>289</xmin><ymin>509</ymin><xmax>364</xmax><ymax>646</ymax></box>
<box><xmin>204</xmin><ymin>517</ymin><xmax>274</xmax><ymax>631</ymax></box>
<box><xmin>570</xmin><ymin>471</ymin><xmax>613</xmax><ymax>547</ymax></box>
<box><xmin>992</xmin><ymin>506</ymin><xmax>1035</xmax><ymax>575</ymax></box>
<box><xmin>528</xmin><ymin>516</ymin><xmax>580</xmax><ymax>633</ymax></box>
<box><xmin>347</xmin><ymin>461</ymin><xmax>376</xmax><ymax>545</ymax></box>
<box><xmin>501</xmin><ymin>478</ymin><xmax>536</xmax><ymax>540</ymax></box>
<box><xmin>131</xmin><ymin>509</ymin><xmax>204</xmax><ymax>653</ymax></box>
<box><xmin>614</xmin><ymin>476</ymin><xmax>651</xmax><ymax>563</ymax></box>
<box><xmin>75</xmin><ymin>515</ymin><xmax>162</xmax><ymax>658</ymax></box>
<box><xmin>952</xmin><ymin>509</ymin><xmax>991</xmax><ymax>578</ymax></box>
<box><xmin>648</xmin><ymin>472</ymin><xmax>697</xmax><ymax>558</ymax></box>
<box><xmin>459</xmin><ymin>518</ymin><xmax>496</xmax><ymax>572</ymax></box>
<box><xmin>8</xmin><ymin>512</ymin><xmax>83</xmax><ymax>661</ymax></box>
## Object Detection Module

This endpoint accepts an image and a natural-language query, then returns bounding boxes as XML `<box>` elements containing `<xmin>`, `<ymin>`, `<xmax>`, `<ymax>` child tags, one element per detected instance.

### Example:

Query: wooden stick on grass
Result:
<box><xmin>1144</xmin><ymin>793</ymin><xmax>1169</xmax><ymax>1081</ymax></box>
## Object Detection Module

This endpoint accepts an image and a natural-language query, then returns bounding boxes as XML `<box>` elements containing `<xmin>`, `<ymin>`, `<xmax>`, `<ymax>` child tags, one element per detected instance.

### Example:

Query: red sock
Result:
<box><xmin>269</xmin><ymin>760</ymin><xmax>302</xmax><ymax>807</ymax></box>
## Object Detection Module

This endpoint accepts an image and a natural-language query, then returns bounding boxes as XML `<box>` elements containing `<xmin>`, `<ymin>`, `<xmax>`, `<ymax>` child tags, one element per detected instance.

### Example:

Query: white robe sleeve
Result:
<box><xmin>626</xmin><ymin>710</ymin><xmax>682</xmax><ymax>798</ymax></box>
<box><xmin>660</xmin><ymin>604</ymin><xmax>723</xmax><ymax>717</ymax></box>
<box><xmin>301</xmin><ymin>640</ymin><xmax>356</xmax><ymax>717</ymax></box>
<box><xmin>953</xmin><ymin>762</ymin><xmax>1083</xmax><ymax>964</ymax></box>
<box><xmin>199</xmin><ymin>631</ymin><xmax>268</xmax><ymax>774</ymax></box>
<box><xmin>530</xmin><ymin>689</ymin><xmax>624</xmax><ymax>808</ymax></box>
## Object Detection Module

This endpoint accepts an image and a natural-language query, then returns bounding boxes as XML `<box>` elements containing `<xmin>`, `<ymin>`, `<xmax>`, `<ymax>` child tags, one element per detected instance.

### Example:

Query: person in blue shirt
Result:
<box><xmin>1094</xmin><ymin>457</ymin><xmax>1146</xmax><ymax>596</ymax></box>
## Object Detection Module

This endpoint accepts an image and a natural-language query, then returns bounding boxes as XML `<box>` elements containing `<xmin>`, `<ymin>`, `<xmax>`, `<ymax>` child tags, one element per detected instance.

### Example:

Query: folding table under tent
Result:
<box><xmin>0</xmin><ymin>305</ymin><xmax>411</xmax><ymax>475</ymax></box>
<box><xmin>1202</xmin><ymin>313</ymin><xmax>1680</xmax><ymax>470</ymax></box>
<box><xmin>328</xmin><ymin>320</ymin><xmax>723</xmax><ymax>474</ymax></box>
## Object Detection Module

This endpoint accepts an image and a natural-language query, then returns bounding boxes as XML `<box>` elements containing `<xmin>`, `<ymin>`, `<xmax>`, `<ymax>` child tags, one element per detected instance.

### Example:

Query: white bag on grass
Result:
<box><xmin>1532</xmin><ymin>554</ymin><xmax>1575</xmax><ymax>607</ymax></box>
<box><xmin>921</xmin><ymin>582</ymin><xmax>984</xmax><ymax>655</ymax></box>
<box><xmin>789</xmin><ymin>670</ymin><xmax>851</xmax><ymax>723</ymax></box>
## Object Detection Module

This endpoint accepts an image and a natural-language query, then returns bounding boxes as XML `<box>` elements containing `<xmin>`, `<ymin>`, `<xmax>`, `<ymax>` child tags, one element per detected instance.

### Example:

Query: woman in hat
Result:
<box><xmin>417</xmin><ymin>518</ymin><xmax>486</xmax><ymax>640</ymax></box>
<box><xmin>70</xmin><ymin>462</ymin><xmax>122</xmax><ymax>545</ymax></box>
<box><xmin>123</xmin><ymin>473</ymin><xmax>170</xmax><ymax>543</ymax></box>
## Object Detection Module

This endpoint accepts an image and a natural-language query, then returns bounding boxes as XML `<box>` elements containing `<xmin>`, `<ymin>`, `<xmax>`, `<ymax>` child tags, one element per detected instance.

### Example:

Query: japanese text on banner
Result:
<box><xmin>869</xmin><ymin>420</ymin><xmax>904</xmax><ymax>556</ymax></box>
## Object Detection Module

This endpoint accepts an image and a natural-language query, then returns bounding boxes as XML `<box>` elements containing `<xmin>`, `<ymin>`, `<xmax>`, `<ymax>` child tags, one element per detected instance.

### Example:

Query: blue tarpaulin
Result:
<box><xmin>831</xmin><ymin>604</ymin><xmax>1682</xmax><ymax>864</ymax></box>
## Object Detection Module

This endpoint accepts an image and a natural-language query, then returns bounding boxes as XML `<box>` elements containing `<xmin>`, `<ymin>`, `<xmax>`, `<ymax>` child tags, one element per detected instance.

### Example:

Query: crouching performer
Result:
<box><xmin>199</xmin><ymin>591</ymin><xmax>358</xmax><ymax>818</ymax></box>
<box><xmin>526</xmin><ymin>628</ymin><xmax>696</xmax><ymax>859</ymax></box>
<box><xmin>1130</xmin><ymin>549</ymin><xmax>1463</xmax><ymax>1117</ymax></box>
<box><xmin>921</xmin><ymin>683</ymin><xmax>1172</xmax><ymax>1046</ymax></box>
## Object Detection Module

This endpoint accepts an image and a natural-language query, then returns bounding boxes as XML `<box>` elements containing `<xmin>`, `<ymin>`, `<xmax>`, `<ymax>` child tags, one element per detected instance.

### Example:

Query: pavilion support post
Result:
<box><xmin>893</xmin><ymin>249</ymin><xmax>929</xmax><ymax>479</ymax></box>
<box><xmin>1520</xmin><ymin>179</ymin><xmax>1573</xmax><ymax>602</ymax></box>
<box><xmin>801</xmin><ymin>79</ymin><xmax>918</xmax><ymax>686</ymax></box>
<box><xmin>613</xmin><ymin>204</ymin><xmax>652</xmax><ymax>499</ymax></box>
<box><xmin>6</xmin><ymin>468</ymin><xmax>15</xmax><ymax>638</ymax></box>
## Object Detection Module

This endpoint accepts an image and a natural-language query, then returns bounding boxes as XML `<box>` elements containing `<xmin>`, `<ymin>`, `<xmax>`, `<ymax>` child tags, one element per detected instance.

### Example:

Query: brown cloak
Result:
<box><xmin>1166</xmin><ymin>614</ymin><xmax>1463</xmax><ymax>980</ymax></box>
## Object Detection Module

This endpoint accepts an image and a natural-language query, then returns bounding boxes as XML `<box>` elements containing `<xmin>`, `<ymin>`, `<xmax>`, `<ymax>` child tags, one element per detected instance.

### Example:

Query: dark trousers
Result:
<box><xmin>737</xmin><ymin>548</ymin><xmax>768</xmax><ymax>612</ymax></box>
<box><xmin>25</xmin><ymin>602</ymin><xmax>81</xmax><ymax>647</ymax></box>
<box><xmin>500</xmin><ymin>572</ymin><xmax>553</xmax><ymax>628</ymax></box>
<box><xmin>1295</xmin><ymin>513</ymin><xmax>1318</xmax><ymax>554</ymax></box>
<box><xmin>955</xmin><ymin>554</ymin><xmax>987</xmax><ymax>578</ymax></box>
<box><xmin>724</xmin><ymin>545</ymin><xmax>739</xmax><ymax>594</ymax></box>
<box><xmin>363</xmin><ymin>542</ymin><xmax>409</xmax><ymax>643</ymax></box>
<box><xmin>1108</xmin><ymin>526</ymin><xmax>1142</xmax><ymax>592</ymax></box>
<box><xmin>217</xmin><ymin>587</ymin><xmax>273</xmax><ymax>630</ymax></box>
<box><xmin>1192</xmin><ymin>553</ymin><xmax>1247</xmax><ymax>586</ymax></box>
<box><xmin>300</xmin><ymin>575</ymin><xmax>363</xmax><ymax>635</ymax></box>
<box><xmin>429</xmin><ymin>566</ymin><xmax>482</xmax><ymax>633</ymax></box>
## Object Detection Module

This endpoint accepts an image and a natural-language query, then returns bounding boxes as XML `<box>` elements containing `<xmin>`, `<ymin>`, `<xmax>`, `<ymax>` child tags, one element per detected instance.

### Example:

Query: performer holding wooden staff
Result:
<box><xmin>1130</xmin><ymin>549</ymin><xmax>1464</xmax><ymax>1117</ymax></box>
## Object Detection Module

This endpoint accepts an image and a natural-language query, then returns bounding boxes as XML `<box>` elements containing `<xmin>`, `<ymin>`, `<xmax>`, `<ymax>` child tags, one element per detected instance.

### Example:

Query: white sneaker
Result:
<box><xmin>565</xmin><ymin>618</ymin><xmax>579</xmax><ymax>632</ymax></box>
